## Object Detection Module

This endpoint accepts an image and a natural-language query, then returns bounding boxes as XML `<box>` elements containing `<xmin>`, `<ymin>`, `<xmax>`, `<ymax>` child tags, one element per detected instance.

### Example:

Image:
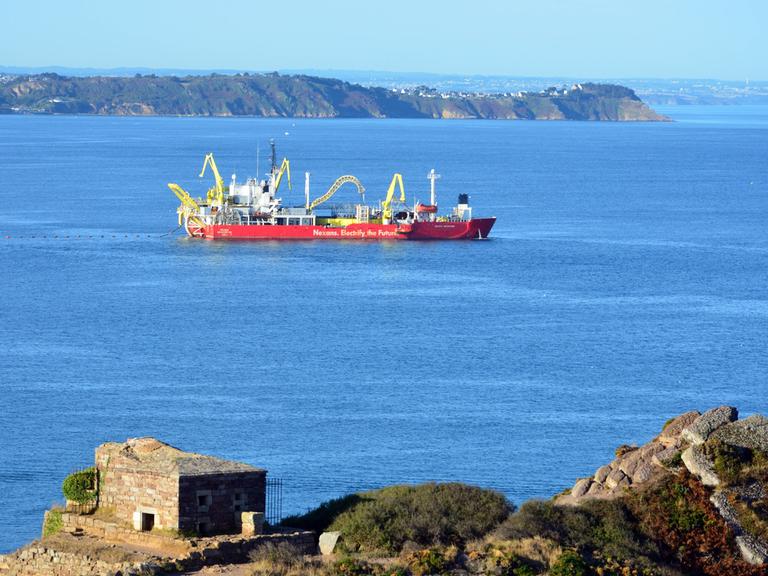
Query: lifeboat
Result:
<box><xmin>416</xmin><ymin>204</ymin><xmax>438</xmax><ymax>213</ymax></box>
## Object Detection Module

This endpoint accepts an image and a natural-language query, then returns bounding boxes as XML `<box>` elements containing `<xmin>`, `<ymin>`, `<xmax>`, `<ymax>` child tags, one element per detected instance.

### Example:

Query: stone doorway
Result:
<box><xmin>141</xmin><ymin>512</ymin><xmax>155</xmax><ymax>532</ymax></box>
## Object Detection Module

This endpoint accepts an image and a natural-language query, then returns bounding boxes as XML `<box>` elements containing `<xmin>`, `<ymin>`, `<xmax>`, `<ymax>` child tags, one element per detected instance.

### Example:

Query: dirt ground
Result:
<box><xmin>180</xmin><ymin>565</ymin><xmax>254</xmax><ymax>575</ymax></box>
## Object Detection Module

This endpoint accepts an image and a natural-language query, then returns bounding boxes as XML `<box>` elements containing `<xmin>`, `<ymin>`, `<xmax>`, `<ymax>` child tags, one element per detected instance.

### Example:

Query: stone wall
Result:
<box><xmin>179</xmin><ymin>471</ymin><xmax>266</xmax><ymax>534</ymax></box>
<box><xmin>0</xmin><ymin>540</ymin><xmax>176</xmax><ymax>576</ymax></box>
<box><xmin>57</xmin><ymin>511</ymin><xmax>190</xmax><ymax>555</ymax></box>
<box><xmin>0</xmin><ymin>529</ymin><xmax>316</xmax><ymax>576</ymax></box>
<box><xmin>96</xmin><ymin>458</ymin><xmax>180</xmax><ymax>531</ymax></box>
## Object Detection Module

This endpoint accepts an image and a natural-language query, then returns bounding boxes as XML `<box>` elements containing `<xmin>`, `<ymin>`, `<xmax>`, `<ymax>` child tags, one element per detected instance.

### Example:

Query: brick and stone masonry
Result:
<box><xmin>95</xmin><ymin>437</ymin><xmax>266</xmax><ymax>535</ymax></box>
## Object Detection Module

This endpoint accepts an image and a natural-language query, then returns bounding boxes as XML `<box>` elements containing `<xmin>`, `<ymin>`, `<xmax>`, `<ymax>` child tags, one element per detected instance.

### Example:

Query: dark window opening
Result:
<box><xmin>197</xmin><ymin>521</ymin><xmax>209</xmax><ymax>535</ymax></box>
<box><xmin>141</xmin><ymin>512</ymin><xmax>155</xmax><ymax>532</ymax></box>
<box><xmin>198</xmin><ymin>494</ymin><xmax>207</xmax><ymax>506</ymax></box>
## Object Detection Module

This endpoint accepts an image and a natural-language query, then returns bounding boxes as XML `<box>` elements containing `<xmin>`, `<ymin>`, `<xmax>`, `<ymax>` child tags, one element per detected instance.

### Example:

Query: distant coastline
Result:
<box><xmin>0</xmin><ymin>72</ymin><xmax>667</xmax><ymax>121</ymax></box>
<box><xmin>2</xmin><ymin>67</ymin><xmax>766</xmax><ymax>105</ymax></box>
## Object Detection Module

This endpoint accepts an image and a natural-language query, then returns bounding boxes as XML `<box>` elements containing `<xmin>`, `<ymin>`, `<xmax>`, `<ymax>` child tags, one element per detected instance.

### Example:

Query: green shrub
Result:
<box><xmin>495</xmin><ymin>499</ymin><xmax>661</xmax><ymax>565</ymax></box>
<box><xmin>467</xmin><ymin>542</ymin><xmax>539</xmax><ymax>576</ymax></box>
<box><xmin>666</xmin><ymin>451</ymin><xmax>684</xmax><ymax>469</ymax></box>
<box><xmin>42</xmin><ymin>509</ymin><xmax>63</xmax><ymax>537</ymax></box>
<box><xmin>330</xmin><ymin>483</ymin><xmax>512</xmax><ymax>554</ymax></box>
<box><xmin>62</xmin><ymin>467</ymin><xmax>98</xmax><ymax>504</ymax></box>
<box><xmin>549</xmin><ymin>551</ymin><xmax>588</xmax><ymax>576</ymax></box>
<box><xmin>281</xmin><ymin>493</ymin><xmax>364</xmax><ymax>533</ymax></box>
<box><xmin>705</xmin><ymin>440</ymin><xmax>748</xmax><ymax>485</ymax></box>
<box><xmin>378</xmin><ymin>568</ymin><xmax>409</xmax><ymax>576</ymax></box>
<box><xmin>331</xmin><ymin>557</ymin><xmax>376</xmax><ymax>576</ymax></box>
<box><xmin>405</xmin><ymin>547</ymin><xmax>450</xmax><ymax>576</ymax></box>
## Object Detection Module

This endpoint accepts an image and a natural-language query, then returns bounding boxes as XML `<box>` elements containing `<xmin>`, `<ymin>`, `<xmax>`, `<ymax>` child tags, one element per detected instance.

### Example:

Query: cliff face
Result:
<box><xmin>0</xmin><ymin>73</ymin><xmax>668</xmax><ymax>121</ymax></box>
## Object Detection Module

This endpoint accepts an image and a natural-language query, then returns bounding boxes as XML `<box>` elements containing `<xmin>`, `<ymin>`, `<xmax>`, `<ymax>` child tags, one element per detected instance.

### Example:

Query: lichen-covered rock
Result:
<box><xmin>652</xmin><ymin>446</ymin><xmax>682</xmax><ymax>469</ymax></box>
<box><xmin>710</xmin><ymin>490</ymin><xmax>741</xmax><ymax>528</ymax></box>
<box><xmin>605</xmin><ymin>468</ymin><xmax>628</xmax><ymax>490</ymax></box>
<box><xmin>711</xmin><ymin>414</ymin><xmax>768</xmax><ymax>453</ymax></box>
<box><xmin>631</xmin><ymin>463</ymin><xmax>655</xmax><ymax>484</ymax></box>
<box><xmin>594</xmin><ymin>465</ymin><xmax>612</xmax><ymax>484</ymax></box>
<box><xmin>681</xmin><ymin>445</ymin><xmax>720</xmax><ymax>486</ymax></box>
<box><xmin>681</xmin><ymin>406</ymin><xmax>738</xmax><ymax>445</ymax></box>
<box><xmin>618</xmin><ymin>449</ymin><xmax>644</xmax><ymax>477</ymax></box>
<box><xmin>640</xmin><ymin>441</ymin><xmax>667</xmax><ymax>458</ymax></box>
<box><xmin>735</xmin><ymin>481</ymin><xmax>768</xmax><ymax>503</ymax></box>
<box><xmin>571</xmin><ymin>478</ymin><xmax>592</xmax><ymax>498</ymax></box>
<box><xmin>586</xmin><ymin>481</ymin><xmax>605</xmax><ymax>496</ymax></box>
<box><xmin>736</xmin><ymin>534</ymin><xmax>768</xmax><ymax>565</ymax></box>
<box><xmin>658</xmin><ymin>411</ymin><xmax>700</xmax><ymax>446</ymax></box>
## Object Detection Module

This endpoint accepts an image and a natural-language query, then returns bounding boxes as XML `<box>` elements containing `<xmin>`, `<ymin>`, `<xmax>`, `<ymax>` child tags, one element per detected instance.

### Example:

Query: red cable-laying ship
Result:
<box><xmin>168</xmin><ymin>143</ymin><xmax>495</xmax><ymax>240</ymax></box>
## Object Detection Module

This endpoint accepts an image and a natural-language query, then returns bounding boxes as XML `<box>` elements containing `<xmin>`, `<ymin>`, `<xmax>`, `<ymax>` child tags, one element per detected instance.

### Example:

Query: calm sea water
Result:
<box><xmin>1</xmin><ymin>107</ymin><xmax>767</xmax><ymax>553</ymax></box>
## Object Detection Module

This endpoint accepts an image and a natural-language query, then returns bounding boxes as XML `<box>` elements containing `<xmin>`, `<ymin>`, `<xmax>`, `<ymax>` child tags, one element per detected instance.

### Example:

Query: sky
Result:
<box><xmin>1</xmin><ymin>0</ymin><xmax>765</xmax><ymax>80</ymax></box>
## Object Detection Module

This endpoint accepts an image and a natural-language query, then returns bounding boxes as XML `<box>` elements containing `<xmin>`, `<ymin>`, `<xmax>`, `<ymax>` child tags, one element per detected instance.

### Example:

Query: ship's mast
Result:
<box><xmin>270</xmin><ymin>140</ymin><xmax>277</xmax><ymax>173</ymax></box>
<box><xmin>428</xmin><ymin>169</ymin><xmax>441</xmax><ymax>206</ymax></box>
<box><xmin>428</xmin><ymin>169</ymin><xmax>441</xmax><ymax>222</ymax></box>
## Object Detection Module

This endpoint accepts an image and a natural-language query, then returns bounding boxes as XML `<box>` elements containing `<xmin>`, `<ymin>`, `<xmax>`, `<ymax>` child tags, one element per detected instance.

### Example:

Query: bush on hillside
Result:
<box><xmin>285</xmin><ymin>483</ymin><xmax>512</xmax><ymax>555</ymax></box>
<box><xmin>549</xmin><ymin>551</ymin><xmax>588</xmax><ymax>576</ymax></box>
<box><xmin>628</xmin><ymin>471</ymin><xmax>766</xmax><ymax>576</ymax></box>
<box><xmin>282</xmin><ymin>493</ymin><xmax>364</xmax><ymax>533</ymax></box>
<box><xmin>494</xmin><ymin>498</ymin><xmax>662</xmax><ymax>568</ymax></box>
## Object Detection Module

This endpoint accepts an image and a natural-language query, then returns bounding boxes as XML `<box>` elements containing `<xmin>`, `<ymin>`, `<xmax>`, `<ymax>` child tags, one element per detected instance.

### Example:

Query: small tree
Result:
<box><xmin>62</xmin><ymin>467</ymin><xmax>98</xmax><ymax>504</ymax></box>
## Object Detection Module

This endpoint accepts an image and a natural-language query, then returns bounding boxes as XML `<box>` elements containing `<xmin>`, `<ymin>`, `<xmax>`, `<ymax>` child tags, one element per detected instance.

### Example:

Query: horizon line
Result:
<box><xmin>0</xmin><ymin>65</ymin><xmax>764</xmax><ymax>84</ymax></box>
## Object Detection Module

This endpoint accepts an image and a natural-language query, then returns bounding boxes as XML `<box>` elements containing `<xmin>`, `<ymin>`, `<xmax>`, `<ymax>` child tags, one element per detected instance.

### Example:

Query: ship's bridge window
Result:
<box><xmin>288</xmin><ymin>218</ymin><xmax>300</xmax><ymax>226</ymax></box>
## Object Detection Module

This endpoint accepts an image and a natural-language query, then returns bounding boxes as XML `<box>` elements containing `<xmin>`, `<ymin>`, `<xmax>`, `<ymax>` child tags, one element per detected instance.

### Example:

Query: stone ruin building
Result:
<box><xmin>95</xmin><ymin>437</ymin><xmax>266</xmax><ymax>536</ymax></box>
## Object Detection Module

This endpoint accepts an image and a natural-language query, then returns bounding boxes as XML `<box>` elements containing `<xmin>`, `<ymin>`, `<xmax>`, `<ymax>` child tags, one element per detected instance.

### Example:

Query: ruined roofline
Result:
<box><xmin>95</xmin><ymin>437</ymin><xmax>266</xmax><ymax>477</ymax></box>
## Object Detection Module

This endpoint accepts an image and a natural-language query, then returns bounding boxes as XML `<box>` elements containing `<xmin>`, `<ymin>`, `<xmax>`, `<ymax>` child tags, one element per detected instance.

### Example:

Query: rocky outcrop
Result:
<box><xmin>557</xmin><ymin>417</ymin><xmax>686</xmax><ymax>504</ymax></box>
<box><xmin>681</xmin><ymin>406</ymin><xmax>738</xmax><ymax>445</ymax></box>
<box><xmin>682</xmin><ymin>445</ymin><xmax>720</xmax><ymax>486</ymax></box>
<box><xmin>559</xmin><ymin>406</ymin><xmax>768</xmax><ymax>566</ymax></box>
<box><xmin>712</xmin><ymin>415</ymin><xmax>768</xmax><ymax>453</ymax></box>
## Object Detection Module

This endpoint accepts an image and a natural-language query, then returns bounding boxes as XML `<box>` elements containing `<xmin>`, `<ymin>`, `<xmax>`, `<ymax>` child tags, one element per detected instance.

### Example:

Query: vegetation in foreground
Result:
<box><xmin>269</xmin><ymin>473</ymin><xmax>766</xmax><ymax>576</ymax></box>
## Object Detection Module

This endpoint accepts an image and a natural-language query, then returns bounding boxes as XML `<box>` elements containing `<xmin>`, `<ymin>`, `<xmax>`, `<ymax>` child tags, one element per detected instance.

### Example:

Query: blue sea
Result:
<box><xmin>1</xmin><ymin>107</ymin><xmax>767</xmax><ymax>553</ymax></box>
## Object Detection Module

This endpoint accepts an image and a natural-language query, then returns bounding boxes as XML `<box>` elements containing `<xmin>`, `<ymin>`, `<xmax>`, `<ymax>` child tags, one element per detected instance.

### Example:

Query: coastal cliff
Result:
<box><xmin>0</xmin><ymin>72</ymin><xmax>667</xmax><ymax>121</ymax></box>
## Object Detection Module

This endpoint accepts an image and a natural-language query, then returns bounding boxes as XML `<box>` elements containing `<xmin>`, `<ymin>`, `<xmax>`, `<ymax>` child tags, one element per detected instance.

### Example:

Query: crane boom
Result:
<box><xmin>168</xmin><ymin>182</ymin><xmax>206</xmax><ymax>231</ymax></box>
<box><xmin>382</xmin><ymin>173</ymin><xmax>405</xmax><ymax>223</ymax></box>
<box><xmin>309</xmin><ymin>175</ymin><xmax>365</xmax><ymax>211</ymax></box>
<box><xmin>168</xmin><ymin>182</ymin><xmax>200</xmax><ymax>212</ymax></box>
<box><xmin>199</xmin><ymin>153</ymin><xmax>225</xmax><ymax>204</ymax></box>
<box><xmin>273</xmin><ymin>158</ymin><xmax>291</xmax><ymax>192</ymax></box>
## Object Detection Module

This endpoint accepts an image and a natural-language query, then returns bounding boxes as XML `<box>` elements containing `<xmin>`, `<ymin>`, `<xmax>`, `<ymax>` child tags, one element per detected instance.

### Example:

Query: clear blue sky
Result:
<box><xmin>1</xmin><ymin>0</ymin><xmax>765</xmax><ymax>80</ymax></box>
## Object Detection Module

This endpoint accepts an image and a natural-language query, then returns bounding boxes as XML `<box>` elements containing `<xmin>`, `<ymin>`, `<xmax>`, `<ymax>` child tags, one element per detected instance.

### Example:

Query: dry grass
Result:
<box><xmin>39</xmin><ymin>532</ymin><xmax>148</xmax><ymax>564</ymax></box>
<box><xmin>247</xmin><ymin>542</ymin><xmax>326</xmax><ymax>576</ymax></box>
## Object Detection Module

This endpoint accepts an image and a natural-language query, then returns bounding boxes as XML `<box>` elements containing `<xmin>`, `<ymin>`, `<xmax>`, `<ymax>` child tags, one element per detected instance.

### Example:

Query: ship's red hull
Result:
<box><xmin>199</xmin><ymin>218</ymin><xmax>495</xmax><ymax>240</ymax></box>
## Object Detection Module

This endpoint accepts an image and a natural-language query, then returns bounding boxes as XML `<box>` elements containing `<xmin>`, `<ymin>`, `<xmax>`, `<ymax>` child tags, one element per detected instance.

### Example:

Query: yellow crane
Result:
<box><xmin>308</xmin><ymin>175</ymin><xmax>365</xmax><ymax>211</ymax></box>
<box><xmin>273</xmin><ymin>157</ymin><xmax>292</xmax><ymax>193</ymax></box>
<box><xmin>199</xmin><ymin>153</ymin><xmax>225</xmax><ymax>205</ymax></box>
<box><xmin>381</xmin><ymin>173</ymin><xmax>405</xmax><ymax>223</ymax></box>
<box><xmin>167</xmin><ymin>182</ymin><xmax>206</xmax><ymax>236</ymax></box>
